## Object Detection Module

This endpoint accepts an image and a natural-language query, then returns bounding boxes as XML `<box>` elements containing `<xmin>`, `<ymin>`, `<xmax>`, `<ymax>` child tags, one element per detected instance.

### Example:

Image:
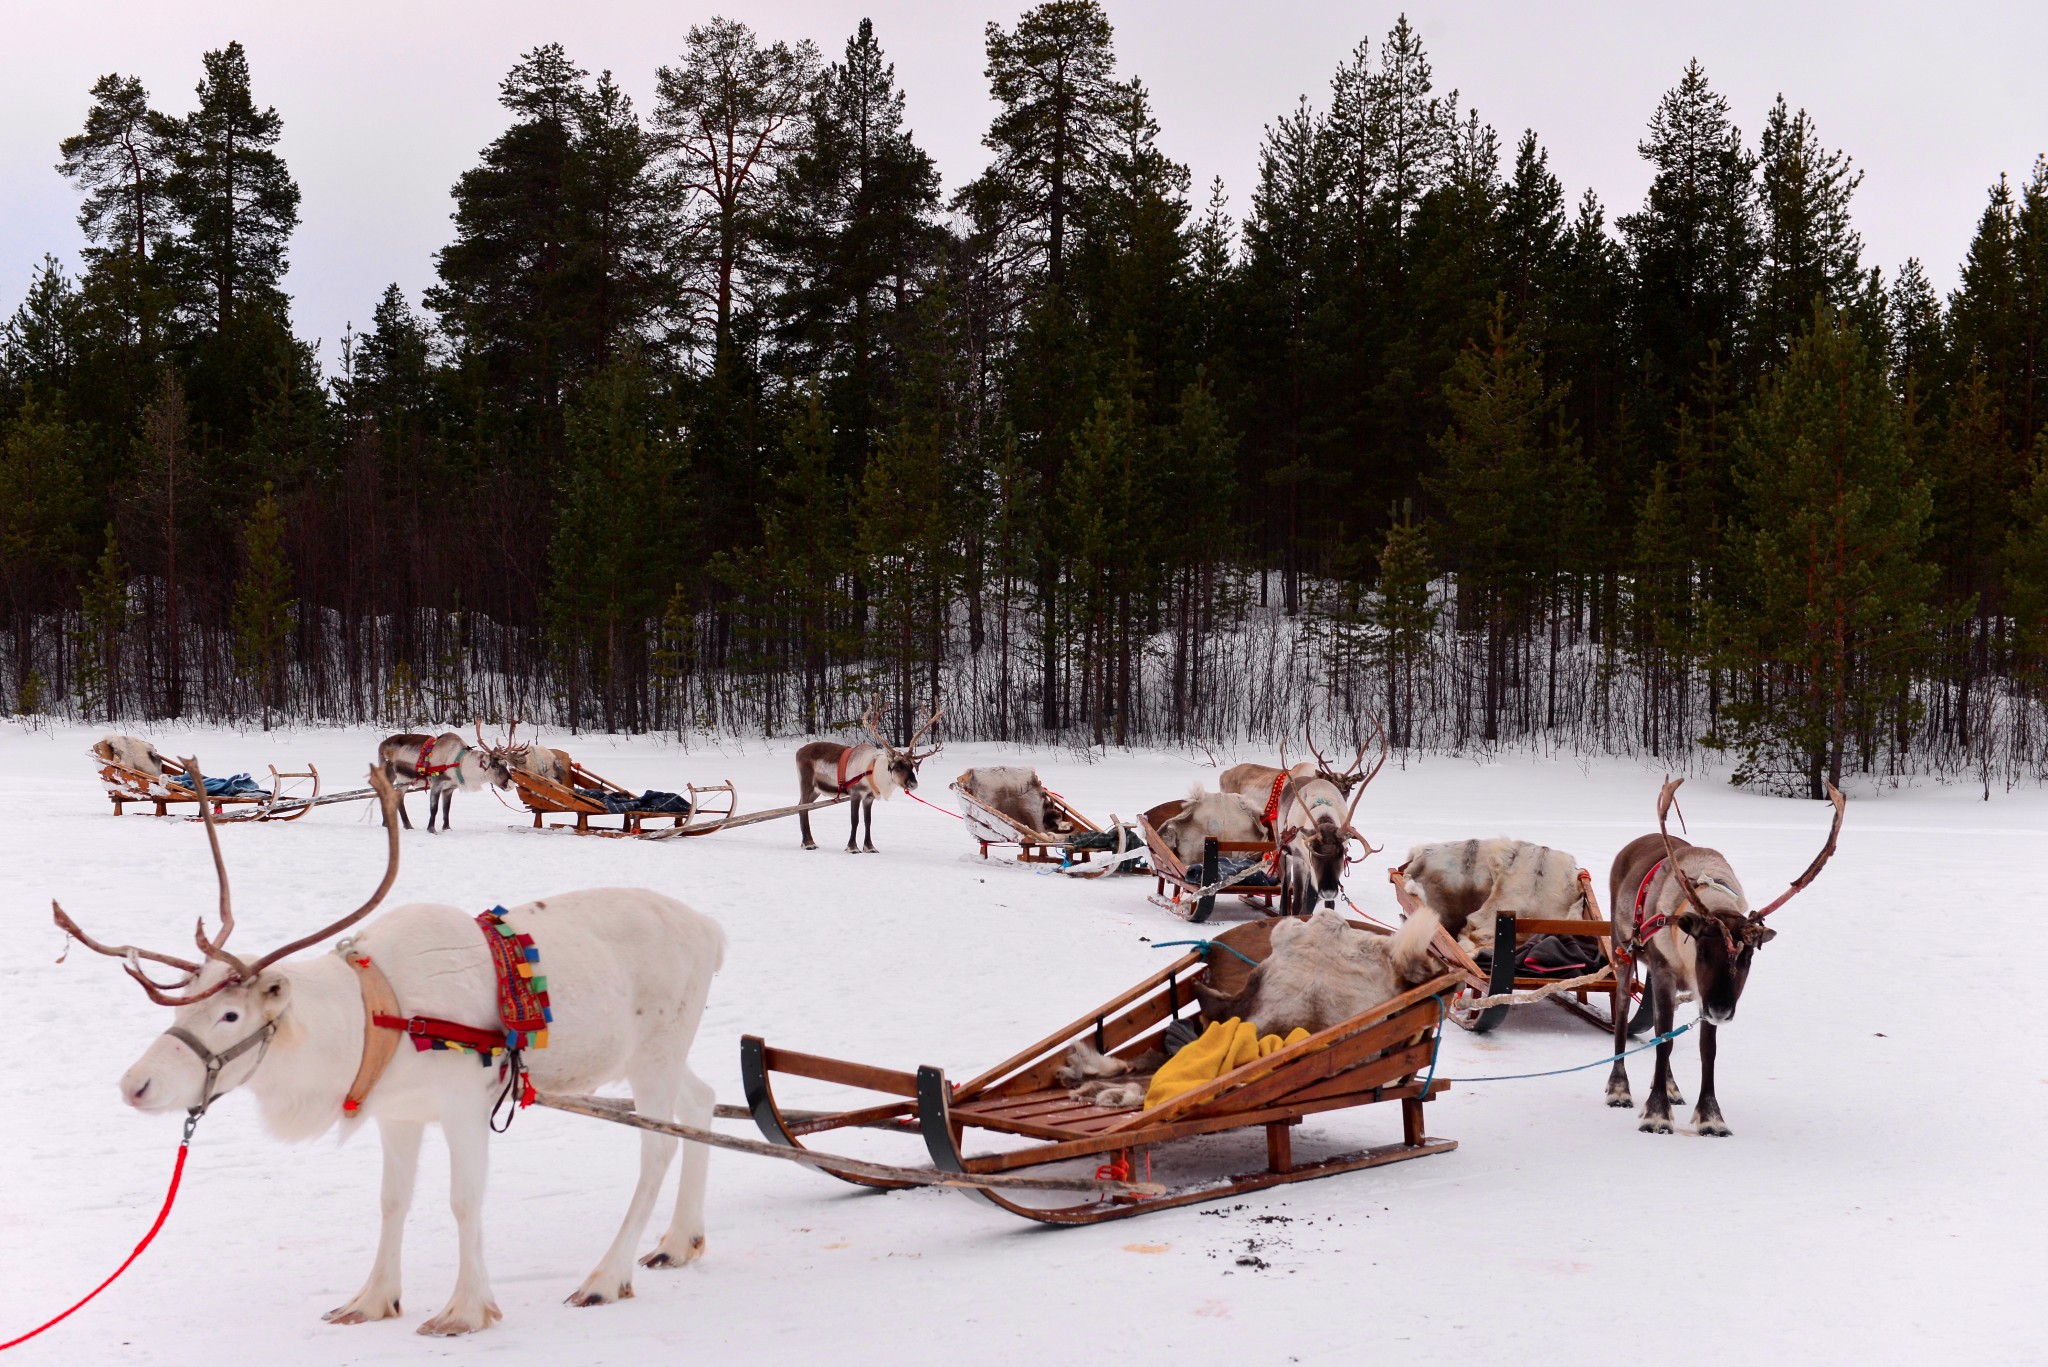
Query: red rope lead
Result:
<box><xmin>904</xmin><ymin>790</ymin><xmax>963</xmax><ymax>821</ymax></box>
<box><xmin>1</xmin><ymin>1133</ymin><xmax>192</xmax><ymax>1351</ymax></box>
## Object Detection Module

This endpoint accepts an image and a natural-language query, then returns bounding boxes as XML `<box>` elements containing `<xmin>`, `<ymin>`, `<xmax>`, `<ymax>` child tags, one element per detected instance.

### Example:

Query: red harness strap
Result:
<box><xmin>1620</xmin><ymin>859</ymin><xmax>1669</xmax><ymax>962</ymax></box>
<box><xmin>371</xmin><ymin>1012</ymin><xmax>508</xmax><ymax>1055</ymax></box>
<box><xmin>836</xmin><ymin>747</ymin><xmax>876</xmax><ymax>793</ymax></box>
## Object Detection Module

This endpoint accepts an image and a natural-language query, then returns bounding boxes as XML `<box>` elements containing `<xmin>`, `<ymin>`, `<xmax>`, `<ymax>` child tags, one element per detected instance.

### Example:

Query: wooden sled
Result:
<box><xmin>951</xmin><ymin>779</ymin><xmax>1135</xmax><ymax>874</ymax></box>
<box><xmin>509</xmin><ymin>756</ymin><xmax>736</xmax><ymax>837</ymax></box>
<box><xmin>97</xmin><ymin>753</ymin><xmax>320</xmax><ymax>822</ymax></box>
<box><xmin>741</xmin><ymin>919</ymin><xmax>1460</xmax><ymax>1225</ymax></box>
<box><xmin>1137</xmin><ymin>799</ymin><xmax>1285</xmax><ymax>922</ymax></box>
<box><xmin>1389</xmin><ymin>866</ymin><xmax>1651</xmax><ymax>1036</ymax></box>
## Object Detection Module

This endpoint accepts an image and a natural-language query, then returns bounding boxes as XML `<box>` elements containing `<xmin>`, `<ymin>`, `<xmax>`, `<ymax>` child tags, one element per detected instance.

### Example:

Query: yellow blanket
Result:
<box><xmin>1143</xmin><ymin>1018</ymin><xmax>1311</xmax><ymax>1110</ymax></box>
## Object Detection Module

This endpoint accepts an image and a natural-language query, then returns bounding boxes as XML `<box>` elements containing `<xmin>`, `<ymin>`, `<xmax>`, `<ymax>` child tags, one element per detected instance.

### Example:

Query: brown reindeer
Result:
<box><xmin>795</xmin><ymin>705</ymin><xmax>943</xmax><ymax>852</ymax></box>
<box><xmin>1220</xmin><ymin>723</ymin><xmax>1386</xmax><ymax>914</ymax></box>
<box><xmin>1605</xmin><ymin>777</ymin><xmax>1845</xmax><ymax>1135</ymax></box>
<box><xmin>377</xmin><ymin>729</ymin><xmax>511</xmax><ymax>832</ymax></box>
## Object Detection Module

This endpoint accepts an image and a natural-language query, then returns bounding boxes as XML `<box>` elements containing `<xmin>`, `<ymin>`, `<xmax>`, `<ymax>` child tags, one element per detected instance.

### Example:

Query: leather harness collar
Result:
<box><xmin>418</xmin><ymin>740</ymin><xmax>467</xmax><ymax>780</ymax></box>
<box><xmin>341</xmin><ymin>947</ymin><xmax>403</xmax><ymax>1113</ymax></box>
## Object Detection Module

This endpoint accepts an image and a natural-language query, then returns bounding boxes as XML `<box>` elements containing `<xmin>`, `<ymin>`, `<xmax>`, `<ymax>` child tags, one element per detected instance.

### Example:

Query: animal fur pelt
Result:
<box><xmin>93</xmin><ymin>734</ymin><xmax>166</xmax><ymax>779</ymax></box>
<box><xmin>1192</xmin><ymin>906</ymin><xmax>1442</xmax><ymax>1038</ymax></box>
<box><xmin>1398</xmin><ymin>838</ymin><xmax>1590</xmax><ymax>954</ymax></box>
<box><xmin>1060</xmin><ymin>908</ymin><xmax>1441</xmax><ymax>1109</ymax></box>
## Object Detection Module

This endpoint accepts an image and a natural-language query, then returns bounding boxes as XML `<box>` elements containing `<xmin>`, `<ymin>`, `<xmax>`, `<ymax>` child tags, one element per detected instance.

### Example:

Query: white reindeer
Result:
<box><xmin>56</xmin><ymin>761</ymin><xmax>725</xmax><ymax>1336</ymax></box>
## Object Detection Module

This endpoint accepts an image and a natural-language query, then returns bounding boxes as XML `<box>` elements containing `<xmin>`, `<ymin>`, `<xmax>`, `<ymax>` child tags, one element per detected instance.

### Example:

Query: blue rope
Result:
<box><xmin>1417</xmin><ymin>995</ymin><xmax>1447</xmax><ymax>1097</ymax></box>
<box><xmin>1151</xmin><ymin>938</ymin><xmax>1262</xmax><ymax>969</ymax></box>
<box><xmin>1442</xmin><ymin>1017</ymin><xmax>1699</xmax><ymax>1083</ymax></box>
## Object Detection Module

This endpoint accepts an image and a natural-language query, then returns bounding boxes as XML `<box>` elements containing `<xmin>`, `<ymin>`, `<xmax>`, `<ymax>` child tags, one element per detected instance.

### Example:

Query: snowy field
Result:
<box><xmin>2</xmin><ymin>723</ymin><xmax>2040</xmax><ymax>1364</ymax></box>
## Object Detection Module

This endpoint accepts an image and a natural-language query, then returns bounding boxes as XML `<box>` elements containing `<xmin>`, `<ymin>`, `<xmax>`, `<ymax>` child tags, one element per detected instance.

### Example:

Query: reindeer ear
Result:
<box><xmin>257</xmin><ymin>974</ymin><xmax>292</xmax><ymax>1017</ymax></box>
<box><xmin>1750</xmin><ymin>924</ymin><xmax>1778</xmax><ymax>947</ymax></box>
<box><xmin>1675</xmin><ymin>911</ymin><xmax>1707</xmax><ymax>939</ymax></box>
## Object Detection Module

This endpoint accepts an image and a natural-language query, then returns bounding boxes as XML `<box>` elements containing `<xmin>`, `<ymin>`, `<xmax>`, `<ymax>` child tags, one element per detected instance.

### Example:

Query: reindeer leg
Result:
<box><xmin>1639</xmin><ymin>978</ymin><xmax>1677</xmax><ymax>1134</ymax></box>
<box><xmin>641</xmin><ymin>1063</ymin><xmax>715</xmax><ymax>1269</ymax></box>
<box><xmin>798</xmin><ymin>775</ymin><xmax>818</xmax><ymax>850</ymax></box>
<box><xmin>416</xmin><ymin>1103</ymin><xmax>500</xmax><ymax>1335</ymax></box>
<box><xmin>572</xmin><ymin>1060</ymin><xmax>682</xmax><ymax>1306</ymax></box>
<box><xmin>325</xmin><ymin>1118</ymin><xmax>421</xmax><ymax>1324</ymax></box>
<box><xmin>393</xmin><ymin>788</ymin><xmax>413</xmax><ymax>830</ymax></box>
<box><xmin>1606</xmin><ymin>962</ymin><xmax>1635</xmax><ymax>1108</ymax></box>
<box><xmin>862</xmin><ymin>795</ymin><xmax>877</xmax><ymax>853</ymax></box>
<box><xmin>1692</xmin><ymin>1022</ymin><xmax>1730</xmax><ymax>1136</ymax></box>
<box><xmin>845</xmin><ymin>794</ymin><xmax>862</xmax><ymax>853</ymax></box>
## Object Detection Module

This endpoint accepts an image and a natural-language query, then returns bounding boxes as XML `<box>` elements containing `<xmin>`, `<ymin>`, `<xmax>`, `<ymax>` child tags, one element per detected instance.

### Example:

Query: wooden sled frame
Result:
<box><xmin>97</xmin><ymin>753</ymin><xmax>321</xmax><ymax>822</ymax></box>
<box><xmin>509</xmin><ymin>758</ymin><xmax>736</xmax><ymax>837</ymax></box>
<box><xmin>1137</xmin><ymin>800</ymin><xmax>1285</xmax><ymax>922</ymax></box>
<box><xmin>1389</xmin><ymin>866</ymin><xmax>1652</xmax><ymax>1036</ymax></box>
<box><xmin>950</xmin><ymin>779</ymin><xmax>1123</xmax><ymax>869</ymax></box>
<box><xmin>740</xmin><ymin>919</ymin><xmax>1461</xmax><ymax>1225</ymax></box>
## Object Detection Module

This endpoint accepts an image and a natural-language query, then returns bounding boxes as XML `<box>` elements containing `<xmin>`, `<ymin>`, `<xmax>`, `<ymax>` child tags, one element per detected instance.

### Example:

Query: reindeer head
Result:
<box><xmin>465</xmin><ymin>721</ymin><xmax>514</xmax><ymax>790</ymax></box>
<box><xmin>863</xmin><ymin>703</ymin><xmax>944</xmax><ymax>796</ymax></box>
<box><xmin>1285</xmin><ymin>720</ymin><xmax>1388</xmax><ymax>907</ymax></box>
<box><xmin>1653</xmin><ymin>777</ymin><xmax>1844</xmax><ymax>1024</ymax></box>
<box><xmin>56</xmin><ymin>759</ymin><xmax>403</xmax><ymax>1117</ymax></box>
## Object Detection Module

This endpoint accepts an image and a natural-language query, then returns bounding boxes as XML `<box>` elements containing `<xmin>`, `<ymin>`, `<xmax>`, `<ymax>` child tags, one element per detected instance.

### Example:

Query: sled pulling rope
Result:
<box><xmin>531</xmin><ymin>1091</ymin><xmax>1165</xmax><ymax>1196</ymax></box>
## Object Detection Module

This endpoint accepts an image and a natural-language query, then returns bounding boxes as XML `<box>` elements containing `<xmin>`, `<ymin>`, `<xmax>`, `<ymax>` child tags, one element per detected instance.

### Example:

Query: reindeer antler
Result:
<box><xmin>1344</xmin><ymin>715</ymin><xmax>1389</xmax><ymax>824</ymax></box>
<box><xmin>1654</xmin><ymin>776</ymin><xmax>1718</xmax><ymax>922</ymax></box>
<box><xmin>246</xmin><ymin>766</ymin><xmax>403</xmax><ymax>973</ymax></box>
<box><xmin>1753</xmin><ymin>782</ymin><xmax>1847</xmax><ymax>919</ymax></box>
<box><xmin>52</xmin><ymin>764</ymin><xmax>405</xmax><ymax>1007</ymax></box>
<box><xmin>904</xmin><ymin>706</ymin><xmax>946</xmax><ymax>761</ymax></box>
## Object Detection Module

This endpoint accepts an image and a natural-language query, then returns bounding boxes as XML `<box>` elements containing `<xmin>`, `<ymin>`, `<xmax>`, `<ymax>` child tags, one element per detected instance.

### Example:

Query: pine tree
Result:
<box><xmin>1619</xmin><ymin>60</ymin><xmax>1759</xmax><ymax>422</ymax></box>
<box><xmin>653</xmin><ymin>20</ymin><xmax>821</xmax><ymax>365</ymax></box>
<box><xmin>1754</xmin><ymin>96</ymin><xmax>1864</xmax><ymax>362</ymax></box>
<box><xmin>1373</xmin><ymin>503</ymin><xmax>1435</xmax><ymax>747</ymax></box>
<box><xmin>58</xmin><ymin>73</ymin><xmax>175</xmax><ymax>366</ymax></box>
<box><xmin>75</xmin><ymin>526</ymin><xmax>126</xmax><ymax>720</ymax></box>
<box><xmin>163</xmin><ymin>42</ymin><xmax>299</xmax><ymax>336</ymax></box>
<box><xmin>230</xmin><ymin>482</ymin><xmax>294</xmax><ymax>728</ymax></box>
<box><xmin>1723</xmin><ymin>305</ymin><xmax>1935</xmax><ymax>795</ymax></box>
<box><xmin>2007</xmin><ymin>449</ymin><xmax>2048</xmax><ymax>681</ymax></box>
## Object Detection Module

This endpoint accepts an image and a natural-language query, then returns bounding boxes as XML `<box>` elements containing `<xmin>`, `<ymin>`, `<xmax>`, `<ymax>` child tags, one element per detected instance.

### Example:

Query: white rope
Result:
<box><xmin>1453</xmin><ymin>968</ymin><xmax>1614</xmax><ymax>1010</ymax></box>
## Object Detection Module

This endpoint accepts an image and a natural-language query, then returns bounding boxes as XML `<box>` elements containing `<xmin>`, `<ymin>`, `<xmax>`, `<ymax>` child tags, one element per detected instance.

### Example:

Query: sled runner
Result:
<box><xmin>1390</xmin><ymin>866</ymin><xmax>1651</xmax><ymax>1035</ymax></box>
<box><xmin>740</xmin><ymin>918</ymin><xmax>1460</xmax><ymax>1225</ymax></box>
<box><xmin>509</xmin><ymin>756</ymin><xmax>736</xmax><ymax>837</ymax></box>
<box><xmin>1137</xmin><ymin>799</ymin><xmax>1284</xmax><ymax>922</ymax></box>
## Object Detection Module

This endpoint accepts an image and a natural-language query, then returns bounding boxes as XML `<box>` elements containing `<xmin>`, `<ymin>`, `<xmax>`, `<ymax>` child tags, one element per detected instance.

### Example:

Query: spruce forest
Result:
<box><xmin>6</xmin><ymin>6</ymin><xmax>2048</xmax><ymax>798</ymax></box>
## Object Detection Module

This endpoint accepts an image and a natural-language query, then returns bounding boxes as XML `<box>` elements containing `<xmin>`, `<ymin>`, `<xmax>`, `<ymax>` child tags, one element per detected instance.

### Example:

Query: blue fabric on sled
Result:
<box><xmin>574</xmin><ymin>787</ymin><xmax>692</xmax><ymax>815</ymax></box>
<box><xmin>173</xmin><ymin>773</ymin><xmax>270</xmax><ymax>798</ymax></box>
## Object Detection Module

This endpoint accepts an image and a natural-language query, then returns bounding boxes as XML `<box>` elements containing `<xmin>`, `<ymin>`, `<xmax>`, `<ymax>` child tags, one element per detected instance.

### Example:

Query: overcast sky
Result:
<box><xmin>5</xmin><ymin>1</ymin><xmax>2043</xmax><ymax>372</ymax></box>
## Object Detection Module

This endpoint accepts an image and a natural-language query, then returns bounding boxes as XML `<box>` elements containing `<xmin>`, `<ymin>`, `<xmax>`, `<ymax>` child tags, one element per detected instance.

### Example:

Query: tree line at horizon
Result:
<box><xmin>3</xmin><ymin>5</ymin><xmax>2046</xmax><ymax>797</ymax></box>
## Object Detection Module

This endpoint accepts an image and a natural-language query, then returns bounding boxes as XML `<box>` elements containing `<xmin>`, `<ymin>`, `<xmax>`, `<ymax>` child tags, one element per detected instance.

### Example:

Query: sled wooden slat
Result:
<box><xmin>952</xmin><ymin>780</ymin><xmax>1108</xmax><ymax>867</ymax></box>
<box><xmin>738</xmin><ymin>920</ymin><xmax>1458</xmax><ymax>1224</ymax></box>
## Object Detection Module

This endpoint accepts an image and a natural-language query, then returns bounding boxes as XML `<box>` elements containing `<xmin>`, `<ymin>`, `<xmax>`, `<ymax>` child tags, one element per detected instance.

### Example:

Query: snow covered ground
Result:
<box><xmin>2</xmin><ymin>723</ymin><xmax>2040</xmax><ymax>1364</ymax></box>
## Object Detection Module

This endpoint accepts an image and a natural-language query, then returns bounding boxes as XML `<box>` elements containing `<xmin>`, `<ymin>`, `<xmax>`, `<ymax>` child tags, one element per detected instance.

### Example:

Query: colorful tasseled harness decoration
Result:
<box><xmin>343</xmin><ymin>907</ymin><xmax>554</xmax><ymax>1123</ymax></box>
<box><xmin>416</xmin><ymin>740</ymin><xmax>465</xmax><ymax>781</ymax></box>
<box><xmin>1262</xmin><ymin>772</ymin><xmax>1287</xmax><ymax>828</ymax></box>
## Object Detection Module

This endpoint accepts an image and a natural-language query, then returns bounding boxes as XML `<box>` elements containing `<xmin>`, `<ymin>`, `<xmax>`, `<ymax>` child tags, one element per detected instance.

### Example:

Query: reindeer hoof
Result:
<box><xmin>1605</xmin><ymin>1087</ymin><xmax>1632</xmax><ymax>1108</ymax></box>
<box><xmin>1638</xmin><ymin>1113</ymin><xmax>1674</xmax><ymax>1135</ymax></box>
<box><xmin>566</xmin><ymin>1284</ymin><xmax>633</xmax><ymax>1307</ymax></box>
<box><xmin>1694</xmin><ymin>1110</ymin><xmax>1732</xmax><ymax>1137</ymax></box>
<box><xmin>324</xmin><ymin>1294</ymin><xmax>401</xmax><ymax>1325</ymax></box>
<box><xmin>640</xmin><ymin>1233</ymin><xmax>705</xmax><ymax>1269</ymax></box>
<box><xmin>802</xmin><ymin>841</ymin><xmax>817</xmax><ymax>850</ymax></box>
<box><xmin>415</xmin><ymin>1300</ymin><xmax>501</xmax><ymax>1335</ymax></box>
